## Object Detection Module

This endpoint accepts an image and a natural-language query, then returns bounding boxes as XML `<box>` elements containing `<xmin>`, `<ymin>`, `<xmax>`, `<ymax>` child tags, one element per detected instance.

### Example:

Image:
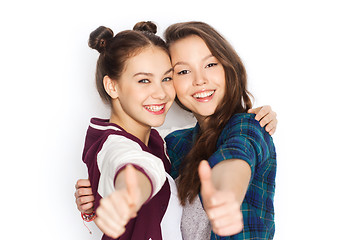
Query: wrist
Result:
<box><xmin>81</xmin><ymin>211</ymin><xmax>96</xmax><ymax>222</ymax></box>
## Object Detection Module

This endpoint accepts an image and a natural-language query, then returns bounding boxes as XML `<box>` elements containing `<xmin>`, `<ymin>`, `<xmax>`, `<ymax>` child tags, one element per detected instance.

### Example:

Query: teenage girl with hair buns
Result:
<box><xmin>82</xmin><ymin>21</ymin><xmax>182</xmax><ymax>240</ymax></box>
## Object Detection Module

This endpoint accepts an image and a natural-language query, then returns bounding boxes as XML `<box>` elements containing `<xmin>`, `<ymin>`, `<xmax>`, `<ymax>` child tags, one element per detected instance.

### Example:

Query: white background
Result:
<box><xmin>1</xmin><ymin>0</ymin><xmax>359</xmax><ymax>239</ymax></box>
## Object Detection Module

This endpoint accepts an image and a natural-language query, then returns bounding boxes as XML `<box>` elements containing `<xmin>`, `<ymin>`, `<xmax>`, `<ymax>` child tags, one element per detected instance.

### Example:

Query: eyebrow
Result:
<box><xmin>133</xmin><ymin>68</ymin><xmax>173</xmax><ymax>77</ymax></box>
<box><xmin>164</xmin><ymin>68</ymin><xmax>174</xmax><ymax>75</ymax></box>
<box><xmin>173</xmin><ymin>54</ymin><xmax>214</xmax><ymax>68</ymax></box>
<box><xmin>133</xmin><ymin>72</ymin><xmax>151</xmax><ymax>78</ymax></box>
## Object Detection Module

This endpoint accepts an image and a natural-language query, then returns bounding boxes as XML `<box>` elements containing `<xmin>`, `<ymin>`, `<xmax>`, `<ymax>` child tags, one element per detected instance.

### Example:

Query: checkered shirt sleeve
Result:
<box><xmin>208</xmin><ymin>114</ymin><xmax>272</xmax><ymax>181</ymax></box>
<box><xmin>208</xmin><ymin>114</ymin><xmax>276</xmax><ymax>239</ymax></box>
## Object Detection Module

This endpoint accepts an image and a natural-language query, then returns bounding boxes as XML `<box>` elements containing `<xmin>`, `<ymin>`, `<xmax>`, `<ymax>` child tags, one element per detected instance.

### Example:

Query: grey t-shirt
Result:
<box><xmin>181</xmin><ymin>195</ymin><xmax>211</xmax><ymax>240</ymax></box>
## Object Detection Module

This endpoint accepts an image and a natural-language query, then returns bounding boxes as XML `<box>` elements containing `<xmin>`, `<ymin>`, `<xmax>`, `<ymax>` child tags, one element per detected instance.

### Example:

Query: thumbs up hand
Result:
<box><xmin>95</xmin><ymin>164</ymin><xmax>142</xmax><ymax>238</ymax></box>
<box><xmin>199</xmin><ymin>160</ymin><xmax>244</xmax><ymax>236</ymax></box>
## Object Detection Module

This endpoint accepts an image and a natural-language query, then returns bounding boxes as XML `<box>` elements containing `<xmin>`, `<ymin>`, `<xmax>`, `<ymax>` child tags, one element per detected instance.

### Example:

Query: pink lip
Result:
<box><xmin>143</xmin><ymin>103</ymin><xmax>166</xmax><ymax>115</ymax></box>
<box><xmin>192</xmin><ymin>89</ymin><xmax>215</xmax><ymax>102</ymax></box>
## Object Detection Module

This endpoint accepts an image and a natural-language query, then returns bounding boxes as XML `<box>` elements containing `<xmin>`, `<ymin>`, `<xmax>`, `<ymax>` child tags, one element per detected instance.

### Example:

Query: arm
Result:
<box><xmin>74</xmin><ymin>158</ymin><xmax>161</xmax><ymax>215</ymax></box>
<box><xmin>199</xmin><ymin>160</ymin><xmax>250</xmax><ymax>236</ymax></box>
<box><xmin>94</xmin><ymin>164</ymin><xmax>151</xmax><ymax>238</ymax></box>
<box><xmin>211</xmin><ymin>159</ymin><xmax>250</xmax><ymax>204</ymax></box>
<box><xmin>248</xmin><ymin>105</ymin><xmax>277</xmax><ymax>135</ymax></box>
<box><xmin>93</xmin><ymin>135</ymin><xmax>166</xmax><ymax>237</ymax></box>
<box><xmin>200</xmin><ymin>115</ymin><xmax>269</xmax><ymax>236</ymax></box>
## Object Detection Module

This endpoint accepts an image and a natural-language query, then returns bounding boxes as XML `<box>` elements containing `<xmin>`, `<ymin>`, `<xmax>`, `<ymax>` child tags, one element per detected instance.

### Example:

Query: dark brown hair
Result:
<box><xmin>89</xmin><ymin>21</ymin><xmax>169</xmax><ymax>105</ymax></box>
<box><xmin>165</xmin><ymin>21</ymin><xmax>253</xmax><ymax>205</ymax></box>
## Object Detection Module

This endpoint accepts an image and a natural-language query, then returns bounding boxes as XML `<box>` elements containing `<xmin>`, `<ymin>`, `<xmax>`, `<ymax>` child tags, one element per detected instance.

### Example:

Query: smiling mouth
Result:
<box><xmin>192</xmin><ymin>90</ymin><xmax>215</xmax><ymax>99</ymax></box>
<box><xmin>144</xmin><ymin>104</ymin><xmax>166</xmax><ymax>114</ymax></box>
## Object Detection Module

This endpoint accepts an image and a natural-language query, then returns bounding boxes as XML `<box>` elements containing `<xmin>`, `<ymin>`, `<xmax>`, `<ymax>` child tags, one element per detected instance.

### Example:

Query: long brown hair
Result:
<box><xmin>88</xmin><ymin>21</ymin><xmax>169</xmax><ymax>105</ymax></box>
<box><xmin>165</xmin><ymin>21</ymin><xmax>253</xmax><ymax>205</ymax></box>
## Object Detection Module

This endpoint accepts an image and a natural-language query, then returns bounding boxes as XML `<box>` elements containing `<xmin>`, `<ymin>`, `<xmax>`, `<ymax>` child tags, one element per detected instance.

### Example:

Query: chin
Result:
<box><xmin>197</xmin><ymin>109</ymin><xmax>216</xmax><ymax>117</ymax></box>
<box><xmin>150</xmin><ymin>119</ymin><xmax>166</xmax><ymax>128</ymax></box>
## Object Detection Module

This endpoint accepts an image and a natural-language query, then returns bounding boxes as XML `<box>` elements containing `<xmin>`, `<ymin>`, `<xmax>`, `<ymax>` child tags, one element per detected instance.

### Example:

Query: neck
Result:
<box><xmin>110</xmin><ymin>113</ymin><xmax>151</xmax><ymax>146</ymax></box>
<box><xmin>193</xmin><ymin>113</ymin><xmax>207</xmax><ymax>130</ymax></box>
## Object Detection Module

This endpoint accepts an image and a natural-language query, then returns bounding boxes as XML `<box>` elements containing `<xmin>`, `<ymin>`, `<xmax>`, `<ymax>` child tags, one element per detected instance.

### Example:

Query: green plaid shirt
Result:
<box><xmin>165</xmin><ymin>113</ymin><xmax>276</xmax><ymax>239</ymax></box>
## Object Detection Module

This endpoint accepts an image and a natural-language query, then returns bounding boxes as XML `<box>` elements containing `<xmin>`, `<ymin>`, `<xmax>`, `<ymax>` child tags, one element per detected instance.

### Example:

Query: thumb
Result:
<box><xmin>198</xmin><ymin>160</ymin><xmax>216</xmax><ymax>202</ymax></box>
<box><xmin>125</xmin><ymin>164</ymin><xmax>138</xmax><ymax>207</ymax></box>
<box><xmin>247</xmin><ymin>107</ymin><xmax>258</xmax><ymax>114</ymax></box>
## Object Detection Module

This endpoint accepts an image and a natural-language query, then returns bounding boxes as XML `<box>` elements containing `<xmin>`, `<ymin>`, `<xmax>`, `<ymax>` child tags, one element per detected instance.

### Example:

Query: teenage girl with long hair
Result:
<box><xmin>164</xmin><ymin>21</ymin><xmax>276</xmax><ymax>239</ymax></box>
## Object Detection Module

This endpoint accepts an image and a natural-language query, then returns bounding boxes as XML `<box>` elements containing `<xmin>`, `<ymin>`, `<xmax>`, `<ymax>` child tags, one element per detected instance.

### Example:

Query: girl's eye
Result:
<box><xmin>138</xmin><ymin>79</ymin><xmax>150</xmax><ymax>83</ymax></box>
<box><xmin>206</xmin><ymin>63</ymin><xmax>218</xmax><ymax>68</ymax></box>
<box><xmin>177</xmin><ymin>70</ymin><xmax>190</xmax><ymax>75</ymax></box>
<box><xmin>162</xmin><ymin>77</ymin><xmax>173</xmax><ymax>82</ymax></box>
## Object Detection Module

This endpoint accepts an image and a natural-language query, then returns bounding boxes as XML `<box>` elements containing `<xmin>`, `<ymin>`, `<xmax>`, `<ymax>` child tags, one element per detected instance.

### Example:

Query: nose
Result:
<box><xmin>152</xmin><ymin>83</ymin><xmax>167</xmax><ymax>100</ymax></box>
<box><xmin>193</xmin><ymin>69</ymin><xmax>208</xmax><ymax>86</ymax></box>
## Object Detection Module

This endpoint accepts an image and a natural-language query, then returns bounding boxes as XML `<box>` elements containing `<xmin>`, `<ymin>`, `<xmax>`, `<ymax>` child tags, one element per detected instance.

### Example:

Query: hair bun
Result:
<box><xmin>133</xmin><ymin>21</ymin><xmax>157</xmax><ymax>34</ymax></box>
<box><xmin>88</xmin><ymin>26</ymin><xmax>114</xmax><ymax>53</ymax></box>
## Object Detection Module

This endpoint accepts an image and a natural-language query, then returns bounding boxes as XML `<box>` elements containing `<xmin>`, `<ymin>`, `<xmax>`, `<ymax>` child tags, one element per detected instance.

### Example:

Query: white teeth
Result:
<box><xmin>145</xmin><ymin>105</ymin><xmax>164</xmax><ymax>112</ymax></box>
<box><xmin>193</xmin><ymin>90</ymin><xmax>215</xmax><ymax>99</ymax></box>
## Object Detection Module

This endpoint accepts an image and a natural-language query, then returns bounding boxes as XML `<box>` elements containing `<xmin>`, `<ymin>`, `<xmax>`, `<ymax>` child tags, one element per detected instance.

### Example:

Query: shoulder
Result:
<box><xmin>86</xmin><ymin>118</ymin><xmax>142</xmax><ymax>153</ymax></box>
<box><xmin>86</xmin><ymin>117</ymin><xmax>126</xmax><ymax>141</ymax></box>
<box><xmin>222</xmin><ymin>113</ymin><xmax>265</xmax><ymax>139</ymax></box>
<box><xmin>165</xmin><ymin>127</ymin><xmax>196</xmax><ymax>179</ymax></box>
<box><xmin>220</xmin><ymin>113</ymin><xmax>275</xmax><ymax>152</ymax></box>
<box><xmin>103</xmin><ymin>134</ymin><xmax>138</xmax><ymax>147</ymax></box>
<box><xmin>209</xmin><ymin>113</ymin><xmax>275</xmax><ymax>171</ymax></box>
<box><xmin>165</xmin><ymin>127</ymin><xmax>194</xmax><ymax>145</ymax></box>
<box><xmin>164</xmin><ymin>126</ymin><xmax>197</xmax><ymax>156</ymax></box>
<box><xmin>83</xmin><ymin>118</ymin><xmax>126</xmax><ymax>158</ymax></box>
<box><xmin>226</xmin><ymin>113</ymin><xmax>261</xmax><ymax>130</ymax></box>
<box><xmin>101</xmin><ymin>129</ymin><xmax>136</xmax><ymax>149</ymax></box>
<box><xmin>98</xmin><ymin>134</ymin><xmax>144</xmax><ymax>162</ymax></box>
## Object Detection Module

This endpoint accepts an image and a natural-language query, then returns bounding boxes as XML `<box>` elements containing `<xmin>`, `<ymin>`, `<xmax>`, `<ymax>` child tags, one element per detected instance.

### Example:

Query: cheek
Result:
<box><xmin>165</xmin><ymin>84</ymin><xmax>176</xmax><ymax>100</ymax></box>
<box><xmin>173</xmin><ymin>85</ymin><xmax>185</xmax><ymax>101</ymax></box>
<box><xmin>216</xmin><ymin>68</ymin><xmax>226</xmax><ymax>84</ymax></box>
<box><xmin>173</xmin><ymin>77</ymin><xmax>188</xmax><ymax>96</ymax></box>
<box><xmin>214</xmin><ymin>72</ymin><xmax>226</xmax><ymax>94</ymax></box>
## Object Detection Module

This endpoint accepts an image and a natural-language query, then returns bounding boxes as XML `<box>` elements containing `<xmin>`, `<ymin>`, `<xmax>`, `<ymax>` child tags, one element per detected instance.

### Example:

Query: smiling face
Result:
<box><xmin>111</xmin><ymin>46</ymin><xmax>175</xmax><ymax>132</ymax></box>
<box><xmin>169</xmin><ymin>35</ymin><xmax>226</xmax><ymax>122</ymax></box>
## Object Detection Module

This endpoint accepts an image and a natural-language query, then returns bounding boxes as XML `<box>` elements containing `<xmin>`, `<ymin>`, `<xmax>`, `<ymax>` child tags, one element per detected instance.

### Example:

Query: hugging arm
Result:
<box><xmin>75</xmin><ymin>179</ymin><xmax>94</xmax><ymax>214</ymax></box>
<box><xmin>248</xmin><ymin>105</ymin><xmax>277</xmax><ymax>135</ymax></box>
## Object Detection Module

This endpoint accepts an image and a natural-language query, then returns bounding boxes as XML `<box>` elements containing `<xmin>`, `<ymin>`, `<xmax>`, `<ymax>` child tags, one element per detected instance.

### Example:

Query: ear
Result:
<box><xmin>103</xmin><ymin>76</ymin><xmax>119</xmax><ymax>99</ymax></box>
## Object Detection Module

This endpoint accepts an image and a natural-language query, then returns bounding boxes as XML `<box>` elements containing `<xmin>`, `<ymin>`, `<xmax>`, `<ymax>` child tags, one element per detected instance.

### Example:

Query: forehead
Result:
<box><xmin>169</xmin><ymin>35</ymin><xmax>211</xmax><ymax>62</ymax></box>
<box><xmin>124</xmin><ymin>46</ymin><xmax>171</xmax><ymax>73</ymax></box>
